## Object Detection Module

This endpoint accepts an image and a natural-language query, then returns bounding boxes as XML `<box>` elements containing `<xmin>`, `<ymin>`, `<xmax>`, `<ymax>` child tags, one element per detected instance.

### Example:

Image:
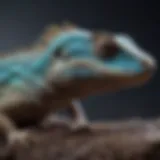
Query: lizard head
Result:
<box><xmin>49</xmin><ymin>29</ymin><xmax>157</xmax><ymax>96</ymax></box>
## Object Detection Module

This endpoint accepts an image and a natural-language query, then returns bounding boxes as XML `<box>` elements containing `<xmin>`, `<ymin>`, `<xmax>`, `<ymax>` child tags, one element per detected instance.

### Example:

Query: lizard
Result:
<box><xmin>0</xmin><ymin>24</ymin><xmax>157</xmax><ymax>147</ymax></box>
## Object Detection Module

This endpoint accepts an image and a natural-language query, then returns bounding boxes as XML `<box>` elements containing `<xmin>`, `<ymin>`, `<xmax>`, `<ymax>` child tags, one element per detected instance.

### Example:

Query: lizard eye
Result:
<box><xmin>94</xmin><ymin>33</ymin><xmax>119</xmax><ymax>60</ymax></box>
<box><xmin>99</xmin><ymin>43</ymin><xmax>119</xmax><ymax>59</ymax></box>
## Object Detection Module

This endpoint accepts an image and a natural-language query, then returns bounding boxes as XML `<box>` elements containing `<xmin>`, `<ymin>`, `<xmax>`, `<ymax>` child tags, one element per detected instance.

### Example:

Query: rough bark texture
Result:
<box><xmin>2</xmin><ymin>118</ymin><xmax>160</xmax><ymax>160</ymax></box>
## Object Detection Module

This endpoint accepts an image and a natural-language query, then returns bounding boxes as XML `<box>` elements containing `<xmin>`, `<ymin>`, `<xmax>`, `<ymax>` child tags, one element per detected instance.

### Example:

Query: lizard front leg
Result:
<box><xmin>41</xmin><ymin>99</ymin><xmax>90</xmax><ymax>131</ymax></box>
<box><xmin>68</xmin><ymin>99</ymin><xmax>90</xmax><ymax>131</ymax></box>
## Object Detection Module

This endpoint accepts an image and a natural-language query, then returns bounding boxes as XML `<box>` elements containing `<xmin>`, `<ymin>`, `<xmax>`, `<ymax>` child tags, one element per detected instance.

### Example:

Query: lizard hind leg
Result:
<box><xmin>0</xmin><ymin>113</ymin><xmax>15</xmax><ymax>158</ymax></box>
<box><xmin>0</xmin><ymin>113</ymin><xmax>32</xmax><ymax>155</ymax></box>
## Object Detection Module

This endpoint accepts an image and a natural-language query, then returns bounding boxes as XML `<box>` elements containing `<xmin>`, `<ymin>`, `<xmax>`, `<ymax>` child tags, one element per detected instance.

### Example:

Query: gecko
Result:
<box><xmin>0</xmin><ymin>24</ymin><xmax>157</xmax><ymax>147</ymax></box>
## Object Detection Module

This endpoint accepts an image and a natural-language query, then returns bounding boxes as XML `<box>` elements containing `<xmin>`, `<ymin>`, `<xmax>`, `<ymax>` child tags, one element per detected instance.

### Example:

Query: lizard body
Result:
<box><xmin>0</xmin><ymin>24</ymin><xmax>157</xmax><ymax>147</ymax></box>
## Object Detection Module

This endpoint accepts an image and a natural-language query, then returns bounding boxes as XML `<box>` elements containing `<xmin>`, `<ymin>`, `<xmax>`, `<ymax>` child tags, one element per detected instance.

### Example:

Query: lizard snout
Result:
<box><xmin>112</xmin><ymin>34</ymin><xmax>158</xmax><ymax>75</ymax></box>
<box><xmin>141</xmin><ymin>56</ymin><xmax>157</xmax><ymax>73</ymax></box>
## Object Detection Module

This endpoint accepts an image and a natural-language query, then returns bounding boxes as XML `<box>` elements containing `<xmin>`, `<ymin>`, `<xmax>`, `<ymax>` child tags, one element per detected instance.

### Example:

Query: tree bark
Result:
<box><xmin>2</xmin><ymin>118</ymin><xmax>160</xmax><ymax>160</ymax></box>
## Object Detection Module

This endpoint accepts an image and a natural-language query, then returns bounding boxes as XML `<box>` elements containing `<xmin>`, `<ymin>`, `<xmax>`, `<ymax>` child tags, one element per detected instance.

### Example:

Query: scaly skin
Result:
<box><xmin>0</xmin><ymin>24</ymin><xmax>157</xmax><ymax>147</ymax></box>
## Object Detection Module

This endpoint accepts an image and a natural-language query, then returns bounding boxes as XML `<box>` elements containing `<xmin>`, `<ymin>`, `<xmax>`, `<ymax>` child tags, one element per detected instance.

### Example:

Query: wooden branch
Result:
<box><xmin>2</xmin><ymin>118</ymin><xmax>160</xmax><ymax>160</ymax></box>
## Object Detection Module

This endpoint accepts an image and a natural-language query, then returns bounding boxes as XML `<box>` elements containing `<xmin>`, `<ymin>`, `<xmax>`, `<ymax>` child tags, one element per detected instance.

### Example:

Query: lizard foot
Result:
<box><xmin>71</xmin><ymin>119</ymin><xmax>91</xmax><ymax>133</ymax></box>
<box><xmin>8</xmin><ymin>130</ymin><xmax>33</xmax><ymax>149</ymax></box>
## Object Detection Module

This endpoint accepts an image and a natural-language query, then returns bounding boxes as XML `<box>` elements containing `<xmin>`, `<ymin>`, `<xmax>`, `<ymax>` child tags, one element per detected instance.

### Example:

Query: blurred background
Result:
<box><xmin>0</xmin><ymin>0</ymin><xmax>159</xmax><ymax>121</ymax></box>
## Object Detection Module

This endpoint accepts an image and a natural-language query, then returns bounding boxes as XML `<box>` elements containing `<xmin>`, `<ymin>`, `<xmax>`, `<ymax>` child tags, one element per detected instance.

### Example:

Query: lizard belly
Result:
<box><xmin>0</xmin><ymin>88</ymin><xmax>71</xmax><ymax>128</ymax></box>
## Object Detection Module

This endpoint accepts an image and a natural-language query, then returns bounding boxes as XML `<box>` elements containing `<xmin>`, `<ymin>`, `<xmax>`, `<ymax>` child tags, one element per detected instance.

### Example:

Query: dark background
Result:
<box><xmin>0</xmin><ymin>0</ymin><xmax>159</xmax><ymax>121</ymax></box>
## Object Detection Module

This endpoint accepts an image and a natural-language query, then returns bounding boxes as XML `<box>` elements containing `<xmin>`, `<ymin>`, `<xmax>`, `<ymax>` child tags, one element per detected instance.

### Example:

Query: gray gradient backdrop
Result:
<box><xmin>0</xmin><ymin>0</ymin><xmax>159</xmax><ymax>120</ymax></box>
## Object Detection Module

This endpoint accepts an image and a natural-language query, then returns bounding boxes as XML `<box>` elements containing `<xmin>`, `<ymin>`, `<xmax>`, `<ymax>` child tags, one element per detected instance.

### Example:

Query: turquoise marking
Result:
<box><xmin>31</xmin><ymin>30</ymin><xmax>92</xmax><ymax>72</ymax></box>
<box><xmin>0</xmin><ymin>30</ymin><xmax>92</xmax><ymax>90</ymax></box>
<box><xmin>0</xmin><ymin>29</ymin><xmax>144</xmax><ymax>92</ymax></box>
<box><xmin>103</xmin><ymin>51</ymin><xmax>143</xmax><ymax>72</ymax></box>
